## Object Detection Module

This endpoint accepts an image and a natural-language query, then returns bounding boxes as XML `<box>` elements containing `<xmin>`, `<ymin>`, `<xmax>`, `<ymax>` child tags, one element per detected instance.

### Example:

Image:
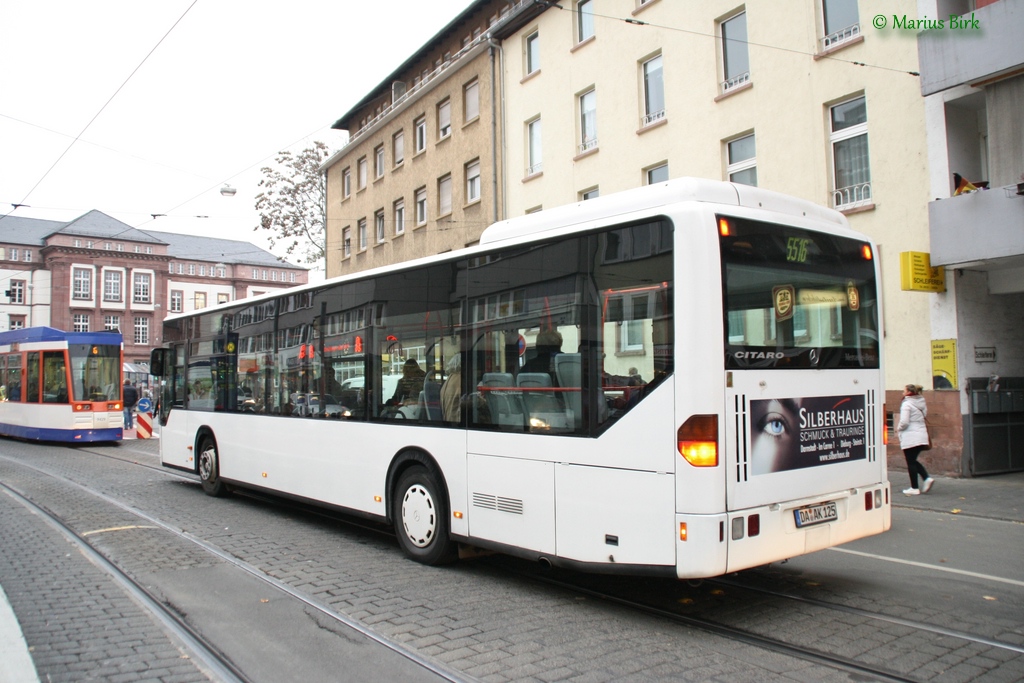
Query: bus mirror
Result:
<box><xmin>150</xmin><ymin>348</ymin><xmax>170</xmax><ymax>377</ymax></box>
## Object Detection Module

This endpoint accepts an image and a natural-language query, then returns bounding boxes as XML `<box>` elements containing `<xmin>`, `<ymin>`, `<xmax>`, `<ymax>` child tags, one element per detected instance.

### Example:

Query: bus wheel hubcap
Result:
<box><xmin>402</xmin><ymin>485</ymin><xmax>436</xmax><ymax>548</ymax></box>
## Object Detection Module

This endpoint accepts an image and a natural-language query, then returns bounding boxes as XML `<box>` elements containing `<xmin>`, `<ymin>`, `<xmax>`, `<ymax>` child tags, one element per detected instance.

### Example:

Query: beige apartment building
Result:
<box><xmin>323</xmin><ymin>1</ymin><xmax>1024</xmax><ymax>475</ymax></box>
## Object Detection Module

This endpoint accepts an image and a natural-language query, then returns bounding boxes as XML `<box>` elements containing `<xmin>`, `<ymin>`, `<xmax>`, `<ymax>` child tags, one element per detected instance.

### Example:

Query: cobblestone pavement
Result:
<box><xmin>2</xmin><ymin>435</ymin><xmax>1022</xmax><ymax>683</ymax></box>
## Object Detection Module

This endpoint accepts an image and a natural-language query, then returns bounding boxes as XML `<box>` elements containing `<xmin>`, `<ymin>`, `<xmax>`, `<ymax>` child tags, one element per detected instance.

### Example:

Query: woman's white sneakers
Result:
<box><xmin>904</xmin><ymin>478</ymin><xmax>935</xmax><ymax>496</ymax></box>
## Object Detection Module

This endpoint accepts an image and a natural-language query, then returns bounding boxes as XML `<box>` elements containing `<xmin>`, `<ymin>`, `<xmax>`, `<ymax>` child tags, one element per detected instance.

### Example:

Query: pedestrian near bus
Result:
<box><xmin>897</xmin><ymin>383</ymin><xmax>934</xmax><ymax>496</ymax></box>
<box><xmin>122</xmin><ymin>380</ymin><xmax>139</xmax><ymax>430</ymax></box>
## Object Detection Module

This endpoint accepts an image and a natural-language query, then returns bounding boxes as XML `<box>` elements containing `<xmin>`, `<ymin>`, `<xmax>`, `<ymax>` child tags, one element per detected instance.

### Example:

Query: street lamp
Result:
<box><xmin>220</xmin><ymin>184</ymin><xmax>237</xmax><ymax>197</ymax></box>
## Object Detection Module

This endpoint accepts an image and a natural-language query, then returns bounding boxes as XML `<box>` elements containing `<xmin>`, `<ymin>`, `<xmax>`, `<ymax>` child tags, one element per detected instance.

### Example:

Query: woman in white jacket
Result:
<box><xmin>897</xmin><ymin>384</ymin><xmax>934</xmax><ymax>495</ymax></box>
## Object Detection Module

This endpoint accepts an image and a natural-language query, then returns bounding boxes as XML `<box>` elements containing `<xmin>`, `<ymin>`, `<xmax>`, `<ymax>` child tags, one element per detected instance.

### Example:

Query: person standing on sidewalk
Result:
<box><xmin>897</xmin><ymin>383</ymin><xmax>934</xmax><ymax>496</ymax></box>
<box><xmin>122</xmin><ymin>380</ymin><xmax>138</xmax><ymax>430</ymax></box>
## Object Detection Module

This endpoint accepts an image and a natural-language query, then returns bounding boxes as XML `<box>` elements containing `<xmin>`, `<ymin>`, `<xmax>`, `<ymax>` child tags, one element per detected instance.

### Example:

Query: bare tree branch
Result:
<box><xmin>254</xmin><ymin>141</ymin><xmax>329</xmax><ymax>267</ymax></box>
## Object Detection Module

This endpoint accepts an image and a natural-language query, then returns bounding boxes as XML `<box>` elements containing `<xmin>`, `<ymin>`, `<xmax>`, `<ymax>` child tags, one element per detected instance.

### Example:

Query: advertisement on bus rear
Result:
<box><xmin>750</xmin><ymin>394</ymin><xmax>867</xmax><ymax>474</ymax></box>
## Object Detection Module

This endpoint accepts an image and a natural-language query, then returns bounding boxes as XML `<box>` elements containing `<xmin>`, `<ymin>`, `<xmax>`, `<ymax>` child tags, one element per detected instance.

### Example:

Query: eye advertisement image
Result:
<box><xmin>750</xmin><ymin>394</ymin><xmax>867</xmax><ymax>475</ymax></box>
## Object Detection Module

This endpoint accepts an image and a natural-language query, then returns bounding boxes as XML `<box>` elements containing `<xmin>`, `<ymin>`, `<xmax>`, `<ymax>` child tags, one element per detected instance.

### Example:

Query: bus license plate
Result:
<box><xmin>794</xmin><ymin>501</ymin><xmax>837</xmax><ymax>528</ymax></box>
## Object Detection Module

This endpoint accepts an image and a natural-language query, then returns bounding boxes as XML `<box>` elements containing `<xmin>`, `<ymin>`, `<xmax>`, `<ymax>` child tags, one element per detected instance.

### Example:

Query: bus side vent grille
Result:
<box><xmin>472</xmin><ymin>492</ymin><xmax>524</xmax><ymax>515</ymax></box>
<box><xmin>735</xmin><ymin>393</ymin><xmax>749</xmax><ymax>483</ymax></box>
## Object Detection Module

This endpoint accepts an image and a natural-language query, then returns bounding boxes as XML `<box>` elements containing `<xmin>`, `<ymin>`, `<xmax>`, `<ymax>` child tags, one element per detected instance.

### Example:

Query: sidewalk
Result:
<box><xmin>888</xmin><ymin>470</ymin><xmax>1024</xmax><ymax>523</ymax></box>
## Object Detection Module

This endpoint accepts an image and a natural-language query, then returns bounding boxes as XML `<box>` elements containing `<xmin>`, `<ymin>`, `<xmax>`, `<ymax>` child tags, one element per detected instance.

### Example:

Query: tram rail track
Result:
<box><xmin>0</xmin><ymin>454</ymin><xmax>469</xmax><ymax>683</ymax></box>
<box><xmin>7</xmin><ymin>446</ymin><xmax>1023</xmax><ymax>683</ymax></box>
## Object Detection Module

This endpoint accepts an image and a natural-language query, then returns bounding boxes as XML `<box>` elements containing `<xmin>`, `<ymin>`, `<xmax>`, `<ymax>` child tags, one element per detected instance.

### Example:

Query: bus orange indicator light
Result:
<box><xmin>678</xmin><ymin>415</ymin><xmax>718</xmax><ymax>467</ymax></box>
<box><xmin>882</xmin><ymin>404</ymin><xmax>888</xmax><ymax>445</ymax></box>
<box><xmin>262</xmin><ymin>472</ymin><xmax>268</xmax><ymax>478</ymax></box>
<box><xmin>718</xmin><ymin>218</ymin><xmax>732</xmax><ymax>236</ymax></box>
<box><xmin>453</xmin><ymin>511</ymin><xmax>463</xmax><ymax>519</ymax></box>
<box><xmin>679</xmin><ymin>522</ymin><xmax>688</xmax><ymax>541</ymax></box>
<box><xmin>373</xmin><ymin>495</ymin><xmax>382</xmax><ymax>503</ymax></box>
<box><xmin>861</xmin><ymin>244</ymin><xmax>873</xmax><ymax>260</ymax></box>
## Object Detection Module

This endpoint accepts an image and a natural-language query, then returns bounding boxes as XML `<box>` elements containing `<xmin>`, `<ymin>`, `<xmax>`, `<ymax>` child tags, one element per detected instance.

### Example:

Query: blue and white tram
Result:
<box><xmin>0</xmin><ymin>327</ymin><xmax>124</xmax><ymax>442</ymax></box>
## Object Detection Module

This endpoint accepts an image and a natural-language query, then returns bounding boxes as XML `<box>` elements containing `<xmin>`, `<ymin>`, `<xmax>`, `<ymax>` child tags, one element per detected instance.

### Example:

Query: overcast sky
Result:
<box><xmin>0</xmin><ymin>0</ymin><xmax>475</xmax><ymax>274</ymax></box>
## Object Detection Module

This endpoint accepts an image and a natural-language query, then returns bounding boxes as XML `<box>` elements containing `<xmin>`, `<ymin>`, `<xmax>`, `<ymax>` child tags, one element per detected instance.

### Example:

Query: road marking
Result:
<box><xmin>830</xmin><ymin>547</ymin><xmax>1024</xmax><ymax>587</ymax></box>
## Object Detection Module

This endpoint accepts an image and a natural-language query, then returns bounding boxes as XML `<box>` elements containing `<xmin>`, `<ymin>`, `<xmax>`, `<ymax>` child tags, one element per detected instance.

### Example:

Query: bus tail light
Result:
<box><xmin>865</xmin><ymin>491</ymin><xmax>873</xmax><ymax>510</ymax></box>
<box><xmin>882</xmin><ymin>404</ymin><xmax>888</xmax><ymax>445</ymax></box>
<box><xmin>747</xmin><ymin>514</ymin><xmax>760</xmax><ymax>537</ymax></box>
<box><xmin>678</xmin><ymin>415</ymin><xmax>718</xmax><ymax>467</ymax></box>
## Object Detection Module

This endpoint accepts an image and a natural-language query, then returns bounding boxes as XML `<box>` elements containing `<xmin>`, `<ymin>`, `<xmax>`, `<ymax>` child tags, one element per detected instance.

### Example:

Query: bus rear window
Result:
<box><xmin>719</xmin><ymin>215</ymin><xmax>879</xmax><ymax>370</ymax></box>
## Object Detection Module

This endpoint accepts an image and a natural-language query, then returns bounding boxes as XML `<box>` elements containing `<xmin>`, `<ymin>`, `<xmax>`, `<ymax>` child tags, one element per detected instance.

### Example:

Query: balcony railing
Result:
<box><xmin>641</xmin><ymin>109</ymin><xmax>666</xmax><ymax>127</ymax></box>
<box><xmin>578</xmin><ymin>138</ymin><xmax>598</xmax><ymax>155</ymax></box>
<box><xmin>822</xmin><ymin>23</ymin><xmax>860</xmax><ymax>51</ymax></box>
<box><xmin>721</xmin><ymin>71</ymin><xmax>750</xmax><ymax>93</ymax></box>
<box><xmin>833</xmin><ymin>182</ymin><xmax>872</xmax><ymax>210</ymax></box>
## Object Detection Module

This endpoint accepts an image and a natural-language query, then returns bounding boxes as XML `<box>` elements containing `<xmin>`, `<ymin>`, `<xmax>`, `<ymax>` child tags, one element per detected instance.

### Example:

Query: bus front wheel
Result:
<box><xmin>197</xmin><ymin>436</ymin><xmax>228</xmax><ymax>497</ymax></box>
<box><xmin>393</xmin><ymin>466</ymin><xmax>457</xmax><ymax>565</ymax></box>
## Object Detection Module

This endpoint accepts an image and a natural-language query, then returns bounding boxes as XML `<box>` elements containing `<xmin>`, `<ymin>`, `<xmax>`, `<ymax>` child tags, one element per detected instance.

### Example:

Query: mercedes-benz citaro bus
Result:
<box><xmin>0</xmin><ymin>327</ymin><xmax>124</xmax><ymax>442</ymax></box>
<box><xmin>150</xmin><ymin>178</ymin><xmax>889</xmax><ymax>579</ymax></box>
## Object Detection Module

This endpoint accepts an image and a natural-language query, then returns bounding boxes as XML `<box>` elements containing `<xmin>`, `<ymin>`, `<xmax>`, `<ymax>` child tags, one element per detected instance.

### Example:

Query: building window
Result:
<box><xmin>104</xmin><ymin>315</ymin><xmax>120</xmax><ymax>331</ymax></box>
<box><xmin>145</xmin><ymin>246</ymin><xmax>152</xmax><ymax>254</ymax></box>
<box><xmin>375</xmin><ymin>210</ymin><xmax>386</xmax><ymax>243</ymax></box>
<box><xmin>526</xmin><ymin>31</ymin><xmax>540</xmax><ymax>74</ymax></box>
<box><xmin>9</xmin><ymin>280</ymin><xmax>24</xmax><ymax>305</ymax></box>
<box><xmin>168</xmin><ymin>263</ymin><xmax>174</xmax><ymax>273</ymax></box>
<box><xmin>464</xmin><ymin>80</ymin><xmax>479</xmax><ymax>122</ymax></box>
<box><xmin>393</xmin><ymin>130</ymin><xmax>405</xmax><ymax>166</ymax></box>
<box><xmin>830</xmin><ymin>96</ymin><xmax>871</xmax><ymax>208</ymax></box>
<box><xmin>641</xmin><ymin>54</ymin><xmax>665</xmax><ymax>126</ymax></box>
<box><xmin>438</xmin><ymin>175</ymin><xmax>452</xmax><ymax>216</ymax></box>
<box><xmin>822</xmin><ymin>0</ymin><xmax>860</xmax><ymax>50</ymax></box>
<box><xmin>466</xmin><ymin>160</ymin><xmax>481</xmax><ymax>203</ymax></box>
<box><xmin>195</xmin><ymin>293</ymin><xmax>207</xmax><ymax>310</ymax></box>
<box><xmin>134</xmin><ymin>246</ymin><xmax>141</xmax><ymax>253</ymax></box>
<box><xmin>9</xmin><ymin>249</ymin><xmax>18</xmax><ymax>261</ymax></box>
<box><xmin>189</xmin><ymin>264</ymin><xmax>196</xmax><ymax>276</ymax></box>
<box><xmin>177</xmin><ymin>263</ymin><xmax>184</xmax><ymax>274</ymax></box>
<box><xmin>721</xmin><ymin>11</ymin><xmax>750</xmax><ymax>92</ymax></box>
<box><xmin>357</xmin><ymin>157</ymin><xmax>368</xmax><ymax>190</ymax></box>
<box><xmin>262</xmin><ymin>270</ymin><xmax>268</xmax><ymax>281</ymax></box>
<box><xmin>415</xmin><ymin>188</ymin><xmax>427</xmax><ymax>225</ymax></box>
<box><xmin>527</xmin><ymin>118</ymin><xmax>543</xmax><ymax>175</ymax></box>
<box><xmin>217</xmin><ymin>267</ymin><xmax>225</xmax><ymax>278</ymax></box>
<box><xmin>252</xmin><ymin>269</ymin><xmax>258</xmax><ymax>279</ymax></box>
<box><xmin>272</xmin><ymin>270</ymin><xmax>277</xmax><ymax>281</ymax></box>
<box><xmin>8</xmin><ymin>316</ymin><xmax>25</xmax><ymax>330</ymax></box>
<box><xmin>358</xmin><ymin>218</ymin><xmax>367</xmax><ymax>250</ymax></box>
<box><xmin>374</xmin><ymin>145</ymin><xmax>385</xmax><ymax>178</ymax></box>
<box><xmin>727</xmin><ymin>134</ymin><xmax>757</xmax><ymax>186</ymax></box>
<box><xmin>577</xmin><ymin>0</ymin><xmax>595</xmax><ymax>42</ymax></box>
<box><xmin>104</xmin><ymin>242</ymin><xmax>111</xmax><ymax>250</ymax></box>
<box><xmin>199</xmin><ymin>264</ymin><xmax>206</xmax><ymax>276</ymax></box>
<box><xmin>72</xmin><ymin>268</ymin><xmax>92</xmax><ymax>299</ymax></box>
<box><xmin>342</xmin><ymin>167</ymin><xmax>351</xmax><ymax>198</ymax></box>
<box><xmin>116</xmin><ymin>243</ymin><xmax>124</xmax><ymax>252</ymax></box>
<box><xmin>646</xmin><ymin>163</ymin><xmax>669</xmax><ymax>184</ymax></box>
<box><xmin>579</xmin><ymin>89</ymin><xmax>597</xmax><ymax>154</ymax></box>
<box><xmin>438</xmin><ymin>99</ymin><xmax>452</xmax><ymax>139</ymax></box>
<box><xmin>73</xmin><ymin>314</ymin><xmax>90</xmax><ymax>332</ymax></box>
<box><xmin>170</xmin><ymin>290</ymin><xmax>183</xmax><ymax>313</ymax></box>
<box><xmin>218</xmin><ymin>293</ymin><xmax>229</xmax><ymax>304</ymax></box>
<box><xmin>133</xmin><ymin>272</ymin><xmax>151</xmax><ymax>304</ymax></box>
<box><xmin>103</xmin><ymin>270</ymin><xmax>122</xmax><ymax>302</ymax></box>
<box><xmin>75</xmin><ymin>240</ymin><xmax>82</xmax><ymax>248</ymax></box>
<box><xmin>22</xmin><ymin>250</ymin><xmax>31</xmax><ymax>262</ymax></box>
<box><xmin>414</xmin><ymin>116</ymin><xmax>427</xmax><ymax>153</ymax></box>
<box><xmin>394</xmin><ymin>199</ymin><xmax>405</xmax><ymax>235</ymax></box>
<box><xmin>134</xmin><ymin>317</ymin><xmax>149</xmax><ymax>345</ymax></box>
<box><xmin>581</xmin><ymin>187</ymin><xmax>600</xmax><ymax>200</ymax></box>
<box><xmin>343</xmin><ymin>227</ymin><xmax>352</xmax><ymax>257</ymax></box>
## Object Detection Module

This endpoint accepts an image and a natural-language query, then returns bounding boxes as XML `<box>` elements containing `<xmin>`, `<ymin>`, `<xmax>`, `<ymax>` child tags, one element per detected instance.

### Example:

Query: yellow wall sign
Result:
<box><xmin>931</xmin><ymin>339</ymin><xmax>958</xmax><ymax>390</ymax></box>
<box><xmin>899</xmin><ymin>251</ymin><xmax>946</xmax><ymax>292</ymax></box>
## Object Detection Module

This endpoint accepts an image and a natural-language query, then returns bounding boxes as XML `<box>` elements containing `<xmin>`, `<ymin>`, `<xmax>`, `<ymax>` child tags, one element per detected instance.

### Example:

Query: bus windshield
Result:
<box><xmin>69</xmin><ymin>343</ymin><xmax>122</xmax><ymax>401</ymax></box>
<box><xmin>719</xmin><ymin>215</ymin><xmax>879</xmax><ymax>370</ymax></box>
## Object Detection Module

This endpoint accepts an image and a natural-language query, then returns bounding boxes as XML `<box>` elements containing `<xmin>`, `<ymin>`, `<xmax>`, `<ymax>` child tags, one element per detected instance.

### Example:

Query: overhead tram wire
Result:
<box><xmin>0</xmin><ymin>0</ymin><xmax>201</xmax><ymax>224</ymax></box>
<box><xmin>556</xmin><ymin>3</ymin><xmax>921</xmax><ymax>78</ymax></box>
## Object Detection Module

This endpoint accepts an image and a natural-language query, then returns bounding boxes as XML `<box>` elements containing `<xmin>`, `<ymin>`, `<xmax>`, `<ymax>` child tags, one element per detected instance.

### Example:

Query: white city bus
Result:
<box><xmin>151</xmin><ymin>178</ymin><xmax>890</xmax><ymax>579</ymax></box>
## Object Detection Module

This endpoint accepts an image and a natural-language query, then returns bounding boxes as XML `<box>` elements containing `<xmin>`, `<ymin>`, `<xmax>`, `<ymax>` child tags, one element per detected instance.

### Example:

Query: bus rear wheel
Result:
<box><xmin>197</xmin><ymin>436</ymin><xmax>227</xmax><ymax>497</ymax></box>
<box><xmin>393</xmin><ymin>466</ymin><xmax>457</xmax><ymax>565</ymax></box>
